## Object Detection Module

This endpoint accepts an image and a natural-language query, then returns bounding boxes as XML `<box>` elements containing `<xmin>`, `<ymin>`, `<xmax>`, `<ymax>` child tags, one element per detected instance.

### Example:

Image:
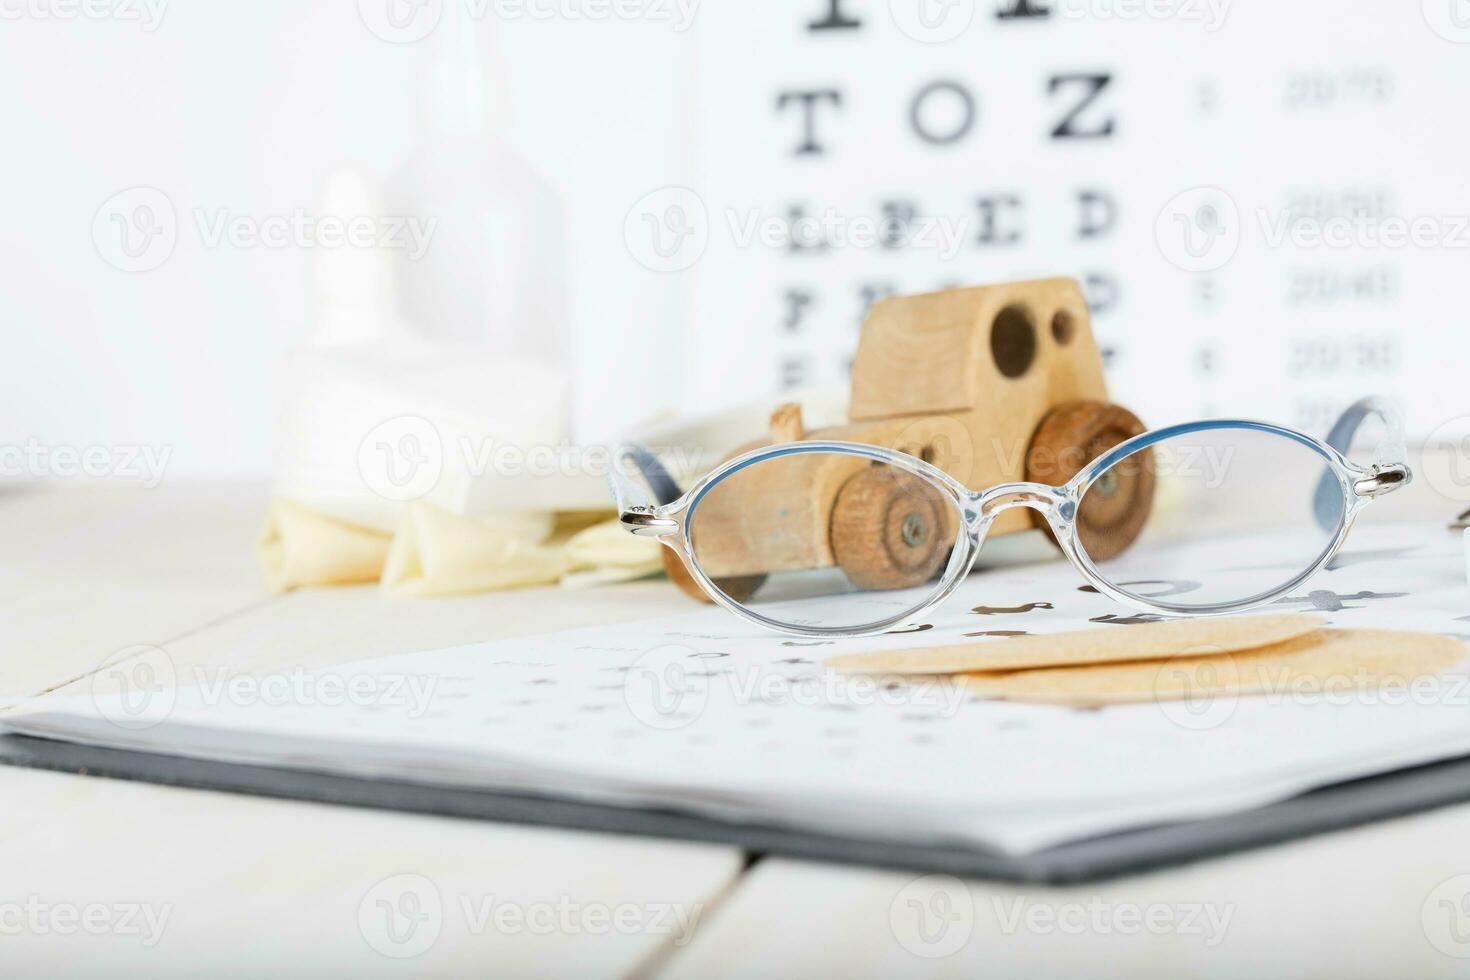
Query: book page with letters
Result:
<box><xmin>6</xmin><ymin>524</ymin><xmax>1469</xmax><ymax>855</ymax></box>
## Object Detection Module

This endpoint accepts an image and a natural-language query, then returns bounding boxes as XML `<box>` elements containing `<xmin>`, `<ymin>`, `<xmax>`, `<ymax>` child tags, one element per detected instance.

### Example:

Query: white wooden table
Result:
<box><xmin>3</xmin><ymin>484</ymin><xmax>1470</xmax><ymax>978</ymax></box>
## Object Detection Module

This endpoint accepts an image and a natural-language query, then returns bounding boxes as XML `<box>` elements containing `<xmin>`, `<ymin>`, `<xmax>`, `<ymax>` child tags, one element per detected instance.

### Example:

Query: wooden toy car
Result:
<box><xmin>665</xmin><ymin>277</ymin><xmax>1155</xmax><ymax>601</ymax></box>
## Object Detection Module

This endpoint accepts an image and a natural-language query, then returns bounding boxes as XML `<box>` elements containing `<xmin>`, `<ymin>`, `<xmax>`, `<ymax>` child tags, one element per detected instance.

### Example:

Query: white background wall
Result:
<box><xmin>0</xmin><ymin>1</ymin><xmax>692</xmax><ymax>479</ymax></box>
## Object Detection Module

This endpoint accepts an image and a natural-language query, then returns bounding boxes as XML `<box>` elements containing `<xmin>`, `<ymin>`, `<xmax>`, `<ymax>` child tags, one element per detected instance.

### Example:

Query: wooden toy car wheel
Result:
<box><xmin>661</xmin><ymin>549</ymin><xmax>767</xmax><ymax>604</ymax></box>
<box><xmin>830</xmin><ymin>466</ymin><xmax>952</xmax><ymax>591</ymax></box>
<box><xmin>1026</xmin><ymin>400</ymin><xmax>1154</xmax><ymax>561</ymax></box>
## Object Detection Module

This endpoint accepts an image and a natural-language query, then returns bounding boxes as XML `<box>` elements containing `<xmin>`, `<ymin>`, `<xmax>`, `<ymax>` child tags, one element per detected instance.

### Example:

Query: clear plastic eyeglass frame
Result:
<box><xmin>608</xmin><ymin>398</ymin><xmax>1412</xmax><ymax>638</ymax></box>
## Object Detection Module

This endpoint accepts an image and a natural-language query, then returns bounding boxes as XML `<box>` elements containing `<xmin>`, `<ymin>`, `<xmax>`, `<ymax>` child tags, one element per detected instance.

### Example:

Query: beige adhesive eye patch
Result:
<box><xmin>826</xmin><ymin>613</ymin><xmax>1326</xmax><ymax>675</ymax></box>
<box><xmin>956</xmin><ymin>629</ymin><xmax>1468</xmax><ymax>707</ymax></box>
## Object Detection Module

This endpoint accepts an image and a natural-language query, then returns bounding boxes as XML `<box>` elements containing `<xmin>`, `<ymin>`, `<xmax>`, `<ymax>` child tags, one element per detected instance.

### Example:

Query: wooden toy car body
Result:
<box><xmin>670</xmin><ymin>277</ymin><xmax>1154</xmax><ymax>598</ymax></box>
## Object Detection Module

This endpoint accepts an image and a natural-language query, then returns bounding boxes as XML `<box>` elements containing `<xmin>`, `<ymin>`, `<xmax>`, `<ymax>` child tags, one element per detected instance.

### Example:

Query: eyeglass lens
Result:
<box><xmin>686</xmin><ymin>451</ymin><xmax>967</xmax><ymax>632</ymax></box>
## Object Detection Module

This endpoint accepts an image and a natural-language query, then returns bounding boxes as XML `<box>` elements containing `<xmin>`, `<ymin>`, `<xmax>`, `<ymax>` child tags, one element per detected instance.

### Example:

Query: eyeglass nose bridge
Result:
<box><xmin>970</xmin><ymin>482</ymin><xmax>1076</xmax><ymax>531</ymax></box>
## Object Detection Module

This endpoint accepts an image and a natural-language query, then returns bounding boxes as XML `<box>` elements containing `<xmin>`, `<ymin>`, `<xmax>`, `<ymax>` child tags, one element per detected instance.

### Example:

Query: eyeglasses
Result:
<box><xmin>609</xmin><ymin>398</ymin><xmax>1411</xmax><ymax>638</ymax></box>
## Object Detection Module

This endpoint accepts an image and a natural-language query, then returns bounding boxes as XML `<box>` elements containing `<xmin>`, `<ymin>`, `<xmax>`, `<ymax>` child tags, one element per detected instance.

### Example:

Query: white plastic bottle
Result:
<box><xmin>385</xmin><ymin>7</ymin><xmax>570</xmax><ymax>369</ymax></box>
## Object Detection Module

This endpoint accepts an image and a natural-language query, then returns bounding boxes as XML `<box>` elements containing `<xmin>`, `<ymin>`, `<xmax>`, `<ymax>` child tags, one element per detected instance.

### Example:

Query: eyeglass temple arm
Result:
<box><xmin>609</xmin><ymin>443</ymin><xmax>683</xmax><ymax>533</ymax></box>
<box><xmin>1312</xmin><ymin>396</ymin><xmax>1411</xmax><ymax>531</ymax></box>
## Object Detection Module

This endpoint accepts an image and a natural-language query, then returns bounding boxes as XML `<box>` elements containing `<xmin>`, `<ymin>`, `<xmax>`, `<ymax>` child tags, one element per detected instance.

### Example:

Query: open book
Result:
<box><xmin>5</xmin><ymin>524</ymin><xmax>1469</xmax><ymax>858</ymax></box>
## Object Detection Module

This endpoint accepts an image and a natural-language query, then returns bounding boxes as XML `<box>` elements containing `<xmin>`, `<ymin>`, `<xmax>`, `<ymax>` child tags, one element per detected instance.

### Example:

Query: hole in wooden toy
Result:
<box><xmin>1051</xmin><ymin>310</ymin><xmax>1076</xmax><ymax>345</ymax></box>
<box><xmin>991</xmin><ymin>306</ymin><xmax>1037</xmax><ymax>379</ymax></box>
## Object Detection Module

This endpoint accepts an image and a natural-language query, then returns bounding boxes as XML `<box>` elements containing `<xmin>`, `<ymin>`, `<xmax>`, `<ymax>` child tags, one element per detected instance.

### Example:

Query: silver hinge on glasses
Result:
<box><xmin>620</xmin><ymin>506</ymin><xmax>678</xmax><ymax>537</ymax></box>
<box><xmin>1352</xmin><ymin>462</ymin><xmax>1411</xmax><ymax>499</ymax></box>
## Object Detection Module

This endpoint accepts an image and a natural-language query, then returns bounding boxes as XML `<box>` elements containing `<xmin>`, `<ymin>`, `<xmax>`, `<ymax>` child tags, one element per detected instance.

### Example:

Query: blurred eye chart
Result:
<box><xmin>677</xmin><ymin>1</ymin><xmax>1470</xmax><ymax>440</ymax></box>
